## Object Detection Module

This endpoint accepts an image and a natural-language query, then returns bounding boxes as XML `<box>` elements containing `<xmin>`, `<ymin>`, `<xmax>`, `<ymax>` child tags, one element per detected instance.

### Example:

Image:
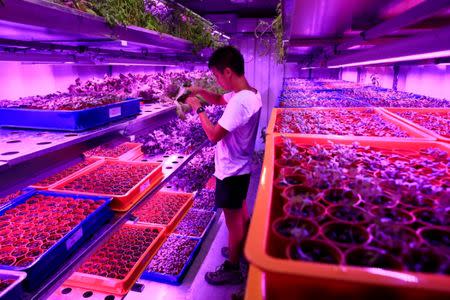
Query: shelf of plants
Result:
<box><xmin>0</xmin><ymin>65</ymin><xmax>223</xmax><ymax>299</ymax></box>
<box><xmin>0</xmin><ymin>69</ymin><xmax>217</xmax><ymax>176</ymax></box>
<box><xmin>245</xmin><ymin>78</ymin><xmax>450</xmax><ymax>300</ymax></box>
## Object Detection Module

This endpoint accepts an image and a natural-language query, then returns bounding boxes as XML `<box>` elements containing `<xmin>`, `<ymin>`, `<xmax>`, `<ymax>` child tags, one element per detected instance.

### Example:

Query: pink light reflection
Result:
<box><xmin>368</xmin><ymin>268</ymin><xmax>418</xmax><ymax>283</ymax></box>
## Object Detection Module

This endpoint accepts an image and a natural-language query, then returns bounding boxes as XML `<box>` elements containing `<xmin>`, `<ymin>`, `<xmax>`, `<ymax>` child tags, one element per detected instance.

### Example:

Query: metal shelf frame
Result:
<box><xmin>27</xmin><ymin>141</ymin><xmax>210</xmax><ymax>300</ymax></box>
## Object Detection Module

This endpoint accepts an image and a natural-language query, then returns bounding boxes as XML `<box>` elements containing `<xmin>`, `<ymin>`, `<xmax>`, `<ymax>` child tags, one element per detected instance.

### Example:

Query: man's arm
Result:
<box><xmin>186</xmin><ymin>97</ymin><xmax>228</xmax><ymax>143</ymax></box>
<box><xmin>198</xmin><ymin>112</ymin><xmax>228</xmax><ymax>143</ymax></box>
<box><xmin>190</xmin><ymin>88</ymin><xmax>227</xmax><ymax>106</ymax></box>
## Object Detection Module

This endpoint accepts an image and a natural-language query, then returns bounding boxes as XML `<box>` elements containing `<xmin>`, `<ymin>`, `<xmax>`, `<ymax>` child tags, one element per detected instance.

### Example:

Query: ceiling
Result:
<box><xmin>177</xmin><ymin>0</ymin><xmax>279</xmax><ymax>18</ymax></box>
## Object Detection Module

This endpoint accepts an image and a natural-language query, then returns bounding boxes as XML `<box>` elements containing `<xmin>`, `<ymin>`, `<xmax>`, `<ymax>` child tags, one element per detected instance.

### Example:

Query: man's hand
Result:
<box><xmin>187</xmin><ymin>86</ymin><xmax>203</xmax><ymax>96</ymax></box>
<box><xmin>186</xmin><ymin>96</ymin><xmax>202</xmax><ymax>112</ymax></box>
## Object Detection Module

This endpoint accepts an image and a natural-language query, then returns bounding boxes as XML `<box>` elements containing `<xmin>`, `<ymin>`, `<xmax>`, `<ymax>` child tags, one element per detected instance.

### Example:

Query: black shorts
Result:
<box><xmin>215</xmin><ymin>174</ymin><xmax>251</xmax><ymax>209</ymax></box>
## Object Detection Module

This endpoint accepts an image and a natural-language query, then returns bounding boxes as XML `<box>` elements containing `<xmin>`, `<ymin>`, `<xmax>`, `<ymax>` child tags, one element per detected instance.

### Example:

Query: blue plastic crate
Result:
<box><xmin>0</xmin><ymin>270</ymin><xmax>26</xmax><ymax>300</ymax></box>
<box><xmin>0</xmin><ymin>190</ymin><xmax>114</xmax><ymax>291</ymax></box>
<box><xmin>0</xmin><ymin>98</ymin><xmax>141</xmax><ymax>132</ymax></box>
<box><xmin>0</xmin><ymin>188</ymin><xmax>35</xmax><ymax>211</ymax></box>
<box><xmin>141</xmin><ymin>236</ymin><xmax>202</xmax><ymax>285</ymax></box>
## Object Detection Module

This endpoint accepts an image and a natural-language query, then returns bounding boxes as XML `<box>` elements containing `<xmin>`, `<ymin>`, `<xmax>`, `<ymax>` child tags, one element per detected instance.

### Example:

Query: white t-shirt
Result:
<box><xmin>214</xmin><ymin>90</ymin><xmax>262</xmax><ymax>180</ymax></box>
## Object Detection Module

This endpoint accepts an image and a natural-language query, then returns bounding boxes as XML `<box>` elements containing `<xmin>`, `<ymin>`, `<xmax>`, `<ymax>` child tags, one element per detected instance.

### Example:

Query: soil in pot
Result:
<box><xmin>323</xmin><ymin>222</ymin><xmax>370</xmax><ymax>247</ymax></box>
<box><xmin>403</xmin><ymin>247</ymin><xmax>446</xmax><ymax>274</ymax></box>
<box><xmin>414</xmin><ymin>208</ymin><xmax>449</xmax><ymax>227</ymax></box>
<box><xmin>282</xmin><ymin>185</ymin><xmax>319</xmax><ymax>203</ymax></box>
<box><xmin>365</xmin><ymin>194</ymin><xmax>397</xmax><ymax>208</ymax></box>
<box><xmin>371</xmin><ymin>207</ymin><xmax>414</xmax><ymax>225</ymax></box>
<box><xmin>370</xmin><ymin>224</ymin><xmax>420</xmax><ymax>253</ymax></box>
<box><xmin>400</xmin><ymin>192</ymin><xmax>434</xmax><ymax>209</ymax></box>
<box><xmin>284</xmin><ymin>201</ymin><xmax>325</xmax><ymax>219</ymax></box>
<box><xmin>419</xmin><ymin>227</ymin><xmax>450</xmax><ymax>249</ymax></box>
<box><xmin>272</xmin><ymin>217</ymin><xmax>319</xmax><ymax>241</ymax></box>
<box><xmin>345</xmin><ymin>246</ymin><xmax>403</xmax><ymax>270</ymax></box>
<box><xmin>323</xmin><ymin>188</ymin><xmax>359</xmax><ymax>205</ymax></box>
<box><xmin>328</xmin><ymin>205</ymin><xmax>372</xmax><ymax>224</ymax></box>
<box><xmin>287</xmin><ymin>239</ymin><xmax>342</xmax><ymax>264</ymax></box>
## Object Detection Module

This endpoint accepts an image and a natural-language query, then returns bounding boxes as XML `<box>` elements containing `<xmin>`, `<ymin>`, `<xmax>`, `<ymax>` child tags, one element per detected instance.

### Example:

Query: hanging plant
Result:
<box><xmin>254</xmin><ymin>1</ymin><xmax>285</xmax><ymax>62</ymax></box>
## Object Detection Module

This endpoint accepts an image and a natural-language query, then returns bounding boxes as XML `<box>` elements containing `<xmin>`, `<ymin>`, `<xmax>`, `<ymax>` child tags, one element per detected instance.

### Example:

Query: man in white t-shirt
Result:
<box><xmin>187</xmin><ymin>46</ymin><xmax>262</xmax><ymax>285</ymax></box>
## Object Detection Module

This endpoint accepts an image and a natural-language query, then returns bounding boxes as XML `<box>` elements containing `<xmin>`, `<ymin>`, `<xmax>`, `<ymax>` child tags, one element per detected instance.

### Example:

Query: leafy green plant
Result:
<box><xmin>254</xmin><ymin>1</ymin><xmax>285</xmax><ymax>62</ymax></box>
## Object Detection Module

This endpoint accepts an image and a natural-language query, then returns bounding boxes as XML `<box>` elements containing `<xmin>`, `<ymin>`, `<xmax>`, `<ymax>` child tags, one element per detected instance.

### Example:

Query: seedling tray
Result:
<box><xmin>0</xmin><ymin>188</ymin><xmax>35</xmax><ymax>211</ymax></box>
<box><xmin>381</xmin><ymin>107</ymin><xmax>450</xmax><ymax>143</ymax></box>
<box><xmin>245</xmin><ymin>134</ymin><xmax>450</xmax><ymax>298</ymax></box>
<box><xmin>30</xmin><ymin>157</ymin><xmax>103</xmax><ymax>190</ymax></box>
<box><xmin>134</xmin><ymin>191</ymin><xmax>194</xmax><ymax>231</ymax></box>
<box><xmin>0</xmin><ymin>270</ymin><xmax>27</xmax><ymax>300</ymax></box>
<box><xmin>173</xmin><ymin>209</ymin><xmax>216</xmax><ymax>239</ymax></box>
<box><xmin>267</xmin><ymin>107</ymin><xmax>435</xmax><ymax>141</ymax></box>
<box><xmin>0</xmin><ymin>98</ymin><xmax>141</xmax><ymax>132</ymax></box>
<box><xmin>51</xmin><ymin>159</ymin><xmax>163</xmax><ymax>212</ymax></box>
<box><xmin>0</xmin><ymin>190</ymin><xmax>113</xmax><ymax>291</ymax></box>
<box><xmin>66</xmin><ymin>224</ymin><xmax>166</xmax><ymax>295</ymax></box>
<box><xmin>84</xmin><ymin>142</ymin><xmax>143</xmax><ymax>161</ymax></box>
<box><xmin>141</xmin><ymin>235</ymin><xmax>202</xmax><ymax>285</ymax></box>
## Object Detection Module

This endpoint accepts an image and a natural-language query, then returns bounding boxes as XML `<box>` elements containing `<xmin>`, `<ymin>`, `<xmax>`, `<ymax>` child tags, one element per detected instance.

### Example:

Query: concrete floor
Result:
<box><xmin>125</xmin><ymin>159</ymin><xmax>262</xmax><ymax>300</ymax></box>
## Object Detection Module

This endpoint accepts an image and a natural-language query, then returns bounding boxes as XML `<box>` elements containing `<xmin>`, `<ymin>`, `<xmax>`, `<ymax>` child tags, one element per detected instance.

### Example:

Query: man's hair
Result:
<box><xmin>208</xmin><ymin>46</ymin><xmax>245</xmax><ymax>76</ymax></box>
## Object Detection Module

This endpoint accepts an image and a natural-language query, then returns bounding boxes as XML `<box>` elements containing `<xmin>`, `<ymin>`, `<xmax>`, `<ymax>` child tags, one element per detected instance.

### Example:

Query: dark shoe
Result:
<box><xmin>221</xmin><ymin>246</ymin><xmax>230</xmax><ymax>258</ymax></box>
<box><xmin>231</xmin><ymin>287</ymin><xmax>246</xmax><ymax>300</ymax></box>
<box><xmin>205</xmin><ymin>260</ymin><xmax>244</xmax><ymax>286</ymax></box>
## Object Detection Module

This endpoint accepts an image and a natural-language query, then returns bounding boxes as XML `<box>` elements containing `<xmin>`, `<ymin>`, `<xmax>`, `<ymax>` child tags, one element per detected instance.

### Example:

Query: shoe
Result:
<box><xmin>205</xmin><ymin>260</ymin><xmax>244</xmax><ymax>286</ymax></box>
<box><xmin>221</xmin><ymin>246</ymin><xmax>230</xmax><ymax>258</ymax></box>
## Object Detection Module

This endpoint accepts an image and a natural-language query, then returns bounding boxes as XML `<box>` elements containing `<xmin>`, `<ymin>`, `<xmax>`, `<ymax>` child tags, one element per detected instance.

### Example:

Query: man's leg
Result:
<box><xmin>223</xmin><ymin>207</ymin><xmax>247</xmax><ymax>264</ymax></box>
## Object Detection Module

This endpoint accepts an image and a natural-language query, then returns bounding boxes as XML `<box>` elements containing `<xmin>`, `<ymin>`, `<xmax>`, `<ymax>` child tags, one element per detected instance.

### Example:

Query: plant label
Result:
<box><xmin>66</xmin><ymin>228</ymin><xmax>84</xmax><ymax>250</ymax></box>
<box><xmin>109</xmin><ymin>107</ymin><xmax>122</xmax><ymax>118</ymax></box>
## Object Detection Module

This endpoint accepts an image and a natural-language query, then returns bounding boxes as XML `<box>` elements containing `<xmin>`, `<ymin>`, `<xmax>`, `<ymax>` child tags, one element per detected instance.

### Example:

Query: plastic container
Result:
<box><xmin>244</xmin><ymin>265</ymin><xmax>265</xmax><ymax>300</ymax></box>
<box><xmin>66</xmin><ymin>224</ymin><xmax>166</xmax><ymax>295</ymax></box>
<box><xmin>244</xmin><ymin>134</ymin><xmax>450</xmax><ymax>298</ymax></box>
<box><xmin>0</xmin><ymin>270</ymin><xmax>27</xmax><ymax>300</ymax></box>
<box><xmin>51</xmin><ymin>159</ymin><xmax>163</xmax><ymax>212</ymax></box>
<box><xmin>0</xmin><ymin>188</ymin><xmax>35</xmax><ymax>211</ymax></box>
<box><xmin>266</xmin><ymin>108</ymin><xmax>435</xmax><ymax>141</ymax></box>
<box><xmin>30</xmin><ymin>157</ymin><xmax>103</xmax><ymax>190</ymax></box>
<box><xmin>84</xmin><ymin>142</ymin><xmax>143</xmax><ymax>161</ymax></box>
<box><xmin>173</xmin><ymin>209</ymin><xmax>216</xmax><ymax>239</ymax></box>
<box><xmin>381</xmin><ymin>107</ymin><xmax>450</xmax><ymax>143</ymax></box>
<box><xmin>0</xmin><ymin>190</ymin><xmax>113</xmax><ymax>290</ymax></box>
<box><xmin>134</xmin><ymin>191</ymin><xmax>194</xmax><ymax>231</ymax></box>
<box><xmin>140</xmin><ymin>235</ymin><xmax>202</xmax><ymax>285</ymax></box>
<box><xmin>0</xmin><ymin>98</ymin><xmax>141</xmax><ymax>132</ymax></box>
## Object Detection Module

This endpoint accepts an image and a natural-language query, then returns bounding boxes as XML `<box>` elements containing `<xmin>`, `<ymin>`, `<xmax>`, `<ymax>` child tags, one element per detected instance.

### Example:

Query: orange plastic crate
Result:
<box><xmin>30</xmin><ymin>157</ymin><xmax>103</xmax><ymax>190</ymax></box>
<box><xmin>244</xmin><ymin>265</ymin><xmax>265</xmax><ymax>300</ymax></box>
<box><xmin>133</xmin><ymin>191</ymin><xmax>194</xmax><ymax>231</ymax></box>
<box><xmin>266</xmin><ymin>107</ymin><xmax>435</xmax><ymax>141</ymax></box>
<box><xmin>245</xmin><ymin>134</ymin><xmax>450</xmax><ymax>298</ymax></box>
<box><xmin>84</xmin><ymin>142</ymin><xmax>142</xmax><ymax>161</ymax></box>
<box><xmin>66</xmin><ymin>224</ymin><xmax>165</xmax><ymax>295</ymax></box>
<box><xmin>381</xmin><ymin>107</ymin><xmax>450</xmax><ymax>143</ymax></box>
<box><xmin>50</xmin><ymin>159</ymin><xmax>163</xmax><ymax>211</ymax></box>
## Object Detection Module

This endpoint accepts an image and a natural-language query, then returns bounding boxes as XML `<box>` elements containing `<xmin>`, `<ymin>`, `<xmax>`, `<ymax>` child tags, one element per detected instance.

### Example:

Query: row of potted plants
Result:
<box><xmin>269</xmin><ymin>137</ymin><xmax>449</xmax><ymax>274</ymax></box>
<box><xmin>274</xmin><ymin>109</ymin><xmax>410</xmax><ymax>137</ymax></box>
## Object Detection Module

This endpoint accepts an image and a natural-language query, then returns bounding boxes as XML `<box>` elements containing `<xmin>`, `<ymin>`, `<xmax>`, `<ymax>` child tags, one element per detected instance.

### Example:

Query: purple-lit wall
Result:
<box><xmin>231</xmin><ymin>35</ymin><xmax>284</xmax><ymax>149</ymax></box>
<box><xmin>342</xmin><ymin>64</ymin><xmax>450</xmax><ymax>100</ymax></box>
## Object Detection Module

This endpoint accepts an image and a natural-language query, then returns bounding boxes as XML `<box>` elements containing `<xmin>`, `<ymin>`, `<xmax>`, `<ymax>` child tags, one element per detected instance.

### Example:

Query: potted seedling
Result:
<box><xmin>287</xmin><ymin>239</ymin><xmax>343</xmax><ymax>264</ymax></box>
<box><xmin>322</xmin><ymin>222</ymin><xmax>370</xmax><ymax>248</ymax></box>
<box><xmin>345</xmin><ymin>246</ymin><xmax>403</xmax><ymax>270</ymax></box>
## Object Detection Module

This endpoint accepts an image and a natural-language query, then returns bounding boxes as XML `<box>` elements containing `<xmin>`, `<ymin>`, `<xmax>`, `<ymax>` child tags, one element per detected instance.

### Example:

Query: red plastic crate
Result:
<box><xmin>66</xmin><ymin>224</ymin><xmax>165</xmax><ymax>295</ymax></box>
<box><xmin>267</xmin><ymin>107</ymin><xmax>435</xmax><ymax>141</ymax></box>
<box><xmin>84</xmin><ymin>142</ymin><xmax>142</xmax><ymax>161</ymax></box>
<box><xmin>245</xmin><ymin>134</ymin><xmax>450</xmax><ymax>299</ymax></box>
<box><xmin>51</xmin><ymin>159</ymin><xmax>163</xmax><ymax>211</ymax></box>
<box><xmin>30</xmin><ymin>157</ymin><xmax>103</xmax><ymax>190</ymax></box>
<box><xmin>381</xmin><ymin>107</ymin><xmax>450</xmax><ymax>143</ymax></box>
<box><xmin>133</xmin><ymin>191</ymin><xmax>194</xmax><ymax>231</ymax></box>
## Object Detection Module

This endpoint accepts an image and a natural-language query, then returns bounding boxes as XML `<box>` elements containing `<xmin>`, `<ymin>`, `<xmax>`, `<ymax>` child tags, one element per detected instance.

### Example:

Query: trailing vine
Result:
<box><xmin>254</xmin><ymin>1</ymin><xmax>285</xmax><ymax>63</ymax></box>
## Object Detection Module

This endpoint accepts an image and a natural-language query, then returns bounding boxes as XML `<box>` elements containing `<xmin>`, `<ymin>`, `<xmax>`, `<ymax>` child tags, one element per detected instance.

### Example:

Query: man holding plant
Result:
<box><xmin>186</xmin><ymin>46</ymin><xmax>261</xmax><ymax>285</ymax></box>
